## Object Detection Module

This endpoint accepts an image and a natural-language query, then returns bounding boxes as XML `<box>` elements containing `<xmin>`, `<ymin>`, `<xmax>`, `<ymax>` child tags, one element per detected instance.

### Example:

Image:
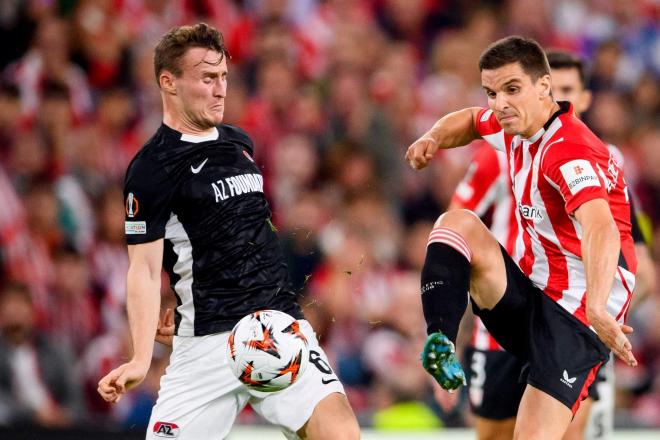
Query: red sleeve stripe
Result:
<box><xmin>428</xmin><ymin>227</ymin><xmax>472</xmax><ymax>262</ymax></box>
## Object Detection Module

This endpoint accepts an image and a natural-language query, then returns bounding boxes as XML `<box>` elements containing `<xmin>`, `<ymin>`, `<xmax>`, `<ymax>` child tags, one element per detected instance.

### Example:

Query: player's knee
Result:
<box><xmin>433</xmin><ymin>209</ymin><xmax>485</xmax><ymax>248</ymax></box>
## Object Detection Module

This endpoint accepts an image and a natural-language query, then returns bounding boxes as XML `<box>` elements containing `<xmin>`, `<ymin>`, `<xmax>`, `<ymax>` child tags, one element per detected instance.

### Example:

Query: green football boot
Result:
<box><xmin>421</xmin><ymin>332</ymin><xmax>466</xmax><ymax>391</ymax></box>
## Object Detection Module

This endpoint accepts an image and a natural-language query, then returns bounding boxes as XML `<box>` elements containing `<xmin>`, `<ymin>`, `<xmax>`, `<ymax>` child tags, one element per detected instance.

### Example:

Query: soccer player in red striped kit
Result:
<box><xmin>448</xmin><ymin>49</ymin><xmax>654</xmax><ymax>440</ymax></box>
<box><xmin>406</xmin><ymin>36</ymin><xmax>637</xmax><ymax>439</ymax></box>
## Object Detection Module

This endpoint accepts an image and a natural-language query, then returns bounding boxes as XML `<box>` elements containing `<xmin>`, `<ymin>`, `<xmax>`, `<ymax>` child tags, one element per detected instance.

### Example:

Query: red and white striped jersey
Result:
<box><xmin>452</xmin><ymin>143</ymin><xmax>518</xmax><ymax>351</ymax></box>
<box><xmin>452</xmin><ymin>143</ymin><xmax>518</xmax><ymax>256</ymax></box>
<box><xmin>475</xmin><ymin>102</ymin><xmax>636</xmax><ymax>328</ymax></box>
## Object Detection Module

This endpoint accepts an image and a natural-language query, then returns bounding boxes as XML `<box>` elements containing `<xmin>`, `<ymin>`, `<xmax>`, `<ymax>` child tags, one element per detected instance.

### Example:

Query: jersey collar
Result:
<box><xmin>544</xmin><ymin>101</ymin><xmax>572</xmax><ymax>130</ymax></box>
<box><xmin>180</xmin><ymin>127</ymin><xmax>219</xmax><ymax>143</ymax></box>
<box><xmin>160</xmin><ymin>123</ymin><xmax>220</xmax><ymax>144</ymax></box>
<box><xmin>519</xmin><ymin>101</ymin><xmax>572</xmax><ymax>145</ymax></box>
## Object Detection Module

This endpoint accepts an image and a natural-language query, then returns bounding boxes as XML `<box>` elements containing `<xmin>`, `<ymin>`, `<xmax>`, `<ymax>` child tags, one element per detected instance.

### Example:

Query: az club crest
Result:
<box><xmin>153</xmin><ymin>421</ymin><xmax>179</xmax><ymax>437</ymax></box>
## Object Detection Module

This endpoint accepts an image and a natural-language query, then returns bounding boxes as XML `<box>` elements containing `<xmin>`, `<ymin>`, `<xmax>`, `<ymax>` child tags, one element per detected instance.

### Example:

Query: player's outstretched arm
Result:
<box><xmin>98</xmin><ymin>240</ymin><xmax>164</xmax><ymax>403</ymax></box>
<box><xmin>575</xmin><ymin>199</ymin><xmax>637</xmax><ymax>367</ymax></box>
<box><xmin>405</xmin><ymin>107</ymin><xmax>482</xmax><ymax>170</ymax></box>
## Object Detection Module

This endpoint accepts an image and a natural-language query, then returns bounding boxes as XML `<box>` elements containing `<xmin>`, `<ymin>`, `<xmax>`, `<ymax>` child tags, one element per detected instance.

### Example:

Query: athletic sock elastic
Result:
<box><xmin>420</xmin><ymin>227</ymin><xmax>472</xmax><ymax>344</ymax></box>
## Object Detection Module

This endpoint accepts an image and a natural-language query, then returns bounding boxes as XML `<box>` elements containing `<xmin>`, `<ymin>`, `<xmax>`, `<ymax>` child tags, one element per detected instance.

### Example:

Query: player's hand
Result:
<box><xmin>155</xmin><ymin>308</ymin><xmax>175</xmax><ymax>346</ymax></box>
<box><xmin>587</xmin><ymin>308</ymin><xmax>637</xmax><ymax>367</ymax></box>
<box><xmin>97</xmin><ymin>360</ymin><xmax>149</xmax><ymax>403</ymax></box>
<box><xmin>405</xmin><ymin>136</ymin><xmax>438</xmax><ymax>170</ymax></box>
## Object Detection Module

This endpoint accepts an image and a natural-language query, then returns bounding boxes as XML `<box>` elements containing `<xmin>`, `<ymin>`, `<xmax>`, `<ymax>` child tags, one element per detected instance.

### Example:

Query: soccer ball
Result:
<box><xmin>227</xmin><ymin>310</ymin><xmax>309</xmax><ymax>392</ymax></box>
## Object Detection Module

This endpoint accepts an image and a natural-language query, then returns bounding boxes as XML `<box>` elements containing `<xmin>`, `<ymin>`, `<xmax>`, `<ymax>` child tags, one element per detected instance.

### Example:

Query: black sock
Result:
<box><xmin>421</xmin><ymin>242</ymin><xmax>471</xmax><ymax>344</ymax></box>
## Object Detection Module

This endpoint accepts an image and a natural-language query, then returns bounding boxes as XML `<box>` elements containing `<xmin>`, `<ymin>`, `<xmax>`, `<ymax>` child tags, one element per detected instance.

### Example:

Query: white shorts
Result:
<box><xmin>146</xmin><ymin>320</ymin><xmax>345</xmax><ymax>440</ymax></box>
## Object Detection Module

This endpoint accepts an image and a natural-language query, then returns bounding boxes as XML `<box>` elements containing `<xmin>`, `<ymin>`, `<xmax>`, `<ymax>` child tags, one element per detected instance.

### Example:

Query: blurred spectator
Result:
<box><xmin>634</xmin><ymin>125</ymin><xmax>660</xmax><ymax>226</ymax></box>
<box><xmin>370</xmin><ymin>42</ymin><xmax>418</xmax><ymax>142</ymax></box>
<box><xmin>505</xmin><ymin>0</ymin><xmax>554</xmax><ymax>44</ymax></box>
<box><xmin>43</xmin><ymin>247</ymin><xmax>102</xmax><ymax>356</ymax></box>
<box><xmin>585</xmin><ymin>91</ymin><xmax>632</xmax><ymax>148</ymax></box>
<box><xmin>271</xmin><ymin>133</ymin><xmax>320</xmax><ymax>209</ymax></box>
<box><xmin>8</xmin><ymin>131</ymin><xmax>51</xmax><ymax>193</ymax></box>
<box><xmin>322</xmin><ymin>68</ymin><xmax>397</xmax><ymax>196</ymax></box>
<box><xmin>0</xmin><ymin>83</ymin><xmax>21</xmax><ymax>163</ymax></box>
<box><xmin>240</xmin><ymin>58</ymin><xmax>302</xmax><ymax>172</ymax></box>
<box><xmin>0</xmin><ymin>1</ymin><xmax>37</xmax><ymax>70</ymax></box>
<box><xmin>324</xmin><ymin>142</ymin><xmax>382</xmax><ymax>201</ymax></box>
<box><xmin>0</xmin><ymin>165</ymin><xmax>26</xmax><ymax>280</ymax></box>
<box><xmin>38</xmin><ymin>81</ymin><xmax>74</xmax><ymax>175</ymax></box>
<box><xmin>91</xmin><ymin>185</ymin><xmax>129</xmax><ymax>333</ymax></box>
<box><xmin>71</xmin><ymin>0</ymin><xmax>133</xmax><ymax>90</ymax></box>
<box><xmin>4</xmin><ymin>16</ymin><xmax>92</xmax><ymax>123</ymax></box>
<box><xmin>588</xmin><ymin>40</ymin><xmax>634</xmax><ymax>92</ymax></box>
<box><xmin>280</xmin><ymin>190</ymin><xmax>327</xmax><ymax>293</ymax></box>
<box><xmin>362</xmin><ymin>272</ymin><xmax>428</xmax><ymax>403</ymax></box>
<box><xmin>298</xmin><ymin>0</ymin><xmax>377</xmax><ymax>78</ymax></box>
<box><xmin>630</xmin><ymin>73</ymin><xmax>660</xmax><ymax>128</ymax></box>
<box><xmin>87</xmin><ymin>87</ymin><xmax>141</xmax><ymax>181</ymax></box>
<box><xmin>0</xmin><ymin>283</ymin><xmax>83</xmax><ymax>427</ymax></box>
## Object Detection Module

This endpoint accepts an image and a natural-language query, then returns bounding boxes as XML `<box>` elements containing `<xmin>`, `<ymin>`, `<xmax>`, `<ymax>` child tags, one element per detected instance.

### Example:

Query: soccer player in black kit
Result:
<box><xmin>97</xmin><ymin>23</ymin><xmax>359</xmax><ymax>440</ymax></box>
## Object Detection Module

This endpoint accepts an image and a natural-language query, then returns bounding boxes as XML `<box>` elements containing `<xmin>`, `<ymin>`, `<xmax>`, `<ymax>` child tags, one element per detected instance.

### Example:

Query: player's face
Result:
<box><xmin>174</xmin><ymin>48</ymin><xmax>227</xmax><ymax>129</ymax></box>
<box><xmin>550</xmin><ymin>67</ymin><xmax>592</xmax><ymax>116</ymax></box>
<box><xmin>482</xmin><ymin>62</ymin><xmax>552</xmax><ymax>138</ymax></box>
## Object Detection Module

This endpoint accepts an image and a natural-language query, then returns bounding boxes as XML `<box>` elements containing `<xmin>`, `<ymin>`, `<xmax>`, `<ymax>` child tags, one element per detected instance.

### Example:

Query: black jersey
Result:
<box><xmin>123</xmin><ymin>123</ymin><xmax>303</xmax><ymax>336</ymax></box>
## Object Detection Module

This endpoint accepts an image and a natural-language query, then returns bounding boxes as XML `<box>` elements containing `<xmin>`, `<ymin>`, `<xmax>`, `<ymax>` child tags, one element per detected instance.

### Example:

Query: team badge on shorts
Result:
<box><xmin>153</xmin><ymin>421</ymin><xmax>180</xmax><ymax>437</ymax></box>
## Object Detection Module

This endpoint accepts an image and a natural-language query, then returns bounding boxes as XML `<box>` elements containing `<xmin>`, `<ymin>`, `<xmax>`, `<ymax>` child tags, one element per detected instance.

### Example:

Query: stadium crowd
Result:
<box><xmin>0</xmin><ymin>0</ymin><xmax>658</xmax><ymax>432</ymax></box>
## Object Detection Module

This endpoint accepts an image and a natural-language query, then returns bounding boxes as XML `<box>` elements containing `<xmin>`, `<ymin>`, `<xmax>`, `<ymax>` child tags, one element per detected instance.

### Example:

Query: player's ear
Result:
<box><xmin>159</xmin><ymin>71</ymin><xmax>177</xmax><ymax>95</ymax></box>
<box><xmin>539</xmin><ymin>74</ymin><xmax>552</xmax><ymax>99</ymax></box>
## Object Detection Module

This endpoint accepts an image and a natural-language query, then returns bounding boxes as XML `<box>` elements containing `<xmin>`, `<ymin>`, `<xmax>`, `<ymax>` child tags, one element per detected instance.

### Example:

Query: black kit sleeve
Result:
<box><xmin>123</xmin><ymin>155</ymin><xmax>175</xmax><ymax>245</ymax></box>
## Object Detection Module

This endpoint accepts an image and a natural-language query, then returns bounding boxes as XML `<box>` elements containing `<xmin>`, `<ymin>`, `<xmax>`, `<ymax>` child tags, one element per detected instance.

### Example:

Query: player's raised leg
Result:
<box><xmin>420</xmin><ymin>209</ymin><xmax>507</xmax><ymax>388</ymax></box>
<box><xmin>514</xmin><ymin>385</ymin><xmax>572</xmax><ymax>440</ymax></box>
<box><xmin>424</xmin><ymin>209</ymin><xmax>508</xmax><ymax>331</ymax></box>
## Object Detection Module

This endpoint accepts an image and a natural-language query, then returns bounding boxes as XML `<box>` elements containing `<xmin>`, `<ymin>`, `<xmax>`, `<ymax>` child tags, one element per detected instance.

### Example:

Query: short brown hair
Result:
<box><xmin>546</xmin><ymin>49</ymin><xmax>587</xmax><ymax>87</ymax></box>
<box><xmin>479</xmin><ymin>36</ymin><xmax>550</xmax><ymax>81</ymax></box>
<box><xmin>154</xmin><ymin>23</ymin><xmax>229</xmax><ymax>85</ymax></box>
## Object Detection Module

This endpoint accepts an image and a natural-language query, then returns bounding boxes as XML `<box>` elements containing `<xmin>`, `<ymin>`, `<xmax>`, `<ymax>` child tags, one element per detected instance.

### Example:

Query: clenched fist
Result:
<box><xmin>405</xmin><ymin>136</ymin><xmax>438</xmax><ymax>170</ymax></box>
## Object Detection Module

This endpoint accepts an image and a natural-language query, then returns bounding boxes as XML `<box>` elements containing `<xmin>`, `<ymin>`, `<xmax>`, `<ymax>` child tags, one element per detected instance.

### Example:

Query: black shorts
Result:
<box><xmin>472</xmin><ymin>246</ymin><xmax>610</xmax><ymax>413</ymax></box>
<box><xmin>464</xmin><ymin>347</ymin><xmax>526</xmax><ymax>420</ymax></box>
